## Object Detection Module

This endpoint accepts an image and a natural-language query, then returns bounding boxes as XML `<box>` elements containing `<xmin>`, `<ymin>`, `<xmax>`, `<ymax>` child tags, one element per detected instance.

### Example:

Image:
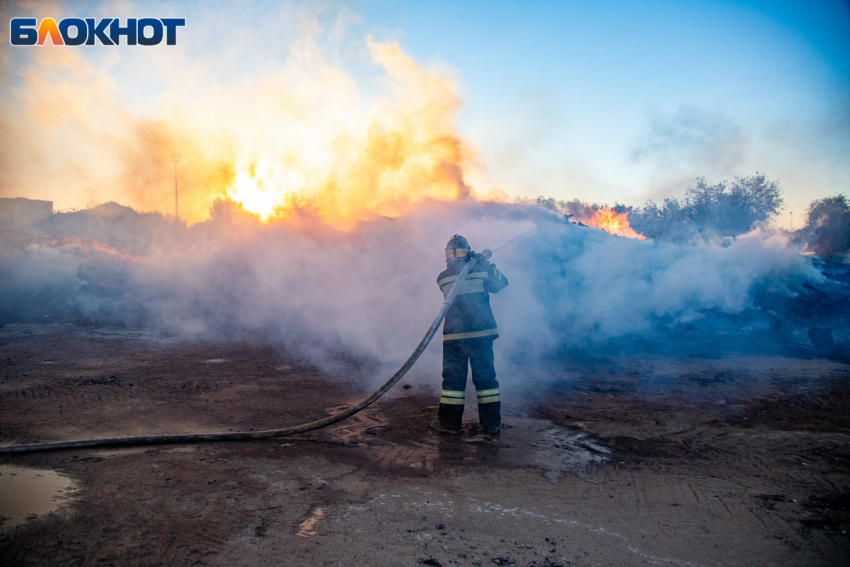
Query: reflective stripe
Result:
<box><xmin>476</xmin><ymin>389</ymin><xmax>499</xmax><ymax>397</ymax></box>
<box><xmin>477</xmin><ymin>388</ymin><xmax>500</xmax><ymax>404</ymax></box>
<box><xmin>443</xmin><ymin>328</ymin><xmax>498</xmax><ymax>341</ymax></box>
<box><xmin>445</xmin><ymin>249</ymin><xmax>468</xmax><ymax>258</ymax></box>
<box><xmin>440</xmin><ymin>389</ymin><xmax>466</xmax><ymax>406</ymax></box>
<box><xmin>437</xmin><ymin>272</ymin><xmax>488</xmax><ymax>287</ymax></box>
<box><xmin>441</xmin><ymin>278</ymin><xmax>484</xmax><ymax>298</ymax></box>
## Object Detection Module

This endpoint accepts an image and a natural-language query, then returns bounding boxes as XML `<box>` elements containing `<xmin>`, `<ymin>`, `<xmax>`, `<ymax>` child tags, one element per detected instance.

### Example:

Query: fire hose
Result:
<box><xmin>0</xmin><ymin>236</ymin><xmax>524</xmax><ymax>455</ymax></box>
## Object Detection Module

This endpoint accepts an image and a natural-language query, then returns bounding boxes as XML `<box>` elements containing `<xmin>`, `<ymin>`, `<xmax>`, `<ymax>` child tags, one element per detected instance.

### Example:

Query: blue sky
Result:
<box><xmin>356</xmin><ymin>0</ymin><xmax>849</xmax><ymax>218</ymax></box>
<box><xmin>2</xmin><ymin>0</ymin><xmax>848</xmax><ymax>223</ymax></box>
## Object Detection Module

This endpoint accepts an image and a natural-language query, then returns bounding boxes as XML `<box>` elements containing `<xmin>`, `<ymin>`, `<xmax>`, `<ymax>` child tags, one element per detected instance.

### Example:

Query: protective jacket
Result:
<box><xmin>437</xmin><ymin>256</ymin><xmax>508</xmax><ymax>341</ymax></box>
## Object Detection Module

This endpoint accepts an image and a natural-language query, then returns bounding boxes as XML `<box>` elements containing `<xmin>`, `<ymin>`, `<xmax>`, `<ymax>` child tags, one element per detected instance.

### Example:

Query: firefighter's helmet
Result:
<box><xmin>445</xmin><ymin>234</ymin><xmax>471</xmax><ymax>259</ymax></box>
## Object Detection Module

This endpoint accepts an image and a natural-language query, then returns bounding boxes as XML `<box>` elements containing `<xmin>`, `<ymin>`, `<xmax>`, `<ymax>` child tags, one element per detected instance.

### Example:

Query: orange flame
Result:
<box><xmin>217</xmin><ymin>40</ymin><xmax>477</xmax><ymax>228</ymax></box>
<box><xmin>3</xmin><ymin>32</ymin><xmax>489</xmax><ymax>228</ymax></box>
<box><xmin>50</xmin><ymin>236</ymin><xmax>140</xmax><ymax>262</ymax></box>
<box><xmin>582</xmin><ymin>208</ymin><xmax>646</xmax><ymax>240</ymax></box>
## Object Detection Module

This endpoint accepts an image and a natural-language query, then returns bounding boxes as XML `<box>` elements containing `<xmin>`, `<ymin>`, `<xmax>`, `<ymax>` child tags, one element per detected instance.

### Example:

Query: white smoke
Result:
<box><xmin>0</xmin><ymin>199</ymin><xmax>821</xmax><ymax>386</ymax></box>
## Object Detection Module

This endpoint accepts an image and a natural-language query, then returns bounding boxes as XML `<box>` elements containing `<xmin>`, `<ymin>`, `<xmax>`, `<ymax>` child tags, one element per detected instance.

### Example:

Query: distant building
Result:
<box><xmin>0</xmin><ymin>198</ymin><xmax>53</xmax><ymax>228</ymax></box>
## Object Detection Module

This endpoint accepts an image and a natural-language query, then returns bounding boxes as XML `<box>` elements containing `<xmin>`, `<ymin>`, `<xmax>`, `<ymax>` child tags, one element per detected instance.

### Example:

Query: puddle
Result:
<box><xmin>331</xmin><ymin>411</ymin><xmax>611</xmax><ymax>483</ymax></box>
<box><xmin>204</xmin><ymin>358</ymin><xmax>227</xmax><ymax>364</ymax></box>
<box><xmin>0</xmin><ymin>465</ymin><xmax>79</xmax><ymax>528</ymax></box>
<box><xmin>466</xmin><ymin>418</ymin><xmax>611</xmax><ymax>482</ymax></box>
<box><xmin>296</xmin><ymin>507</ymin><xmax>325</xmax><ymax>537</ymax></box>
<box><xmin>530</xmin><ymin>427</ymin><xmax>611</xmax><ymax>483</ymax></box>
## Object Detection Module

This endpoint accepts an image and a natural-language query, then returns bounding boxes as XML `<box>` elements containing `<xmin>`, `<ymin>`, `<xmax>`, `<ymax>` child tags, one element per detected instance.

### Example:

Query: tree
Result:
<box><xmin>628</xmin><ymin>197</ymin><xmax>691</xmax><ymax>241</ymax></box>
<box><xmin>526</xmin><ymin>173</ymin><xmax>784</xmax><ymax>243</ymax></box>
<box><xmin>629</xmin><ymin>173</ymin><xmax>783</xmax><ymax>242</ymax></box>
<box><xmin>686</xmin><ymin>174</ymin><xmax>783</xmax><ymax>237</ymax></box>
<box><xmin>801</xmin><ymin>195</ymin><xmax>850</xmax><ymax>259</ymax></box>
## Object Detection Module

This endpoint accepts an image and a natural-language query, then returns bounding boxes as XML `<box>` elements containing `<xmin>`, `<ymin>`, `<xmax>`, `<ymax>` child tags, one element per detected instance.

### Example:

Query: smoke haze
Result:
<box><xmin>0</xmin><ymin>199</ymin><xmax>822</xmax><ymax>386</ymax></box>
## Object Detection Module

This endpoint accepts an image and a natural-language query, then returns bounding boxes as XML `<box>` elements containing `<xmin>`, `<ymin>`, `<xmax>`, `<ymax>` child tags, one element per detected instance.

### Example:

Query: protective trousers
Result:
<box><xmin>438</xmin><ymin>337</ymin><xmax>500</xmax><ymax>429</ymax></box>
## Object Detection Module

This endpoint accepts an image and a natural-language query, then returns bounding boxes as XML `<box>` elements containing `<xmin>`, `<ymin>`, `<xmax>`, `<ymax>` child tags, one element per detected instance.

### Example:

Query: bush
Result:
<box><xmin>799</xmin><ymin>195</ymin><xmax>850</xmax><ymax>260</ymax></box>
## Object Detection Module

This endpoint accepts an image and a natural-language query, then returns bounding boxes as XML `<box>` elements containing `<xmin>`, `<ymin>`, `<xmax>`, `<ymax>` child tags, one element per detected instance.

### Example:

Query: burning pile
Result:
<box><xmin>0</xmin><ymin>194</ymin><xmax>833</xmax><ymax>376</ymax></box>
<box><xmin>580</xmin><ymin>208</ymin><xmax>647</xmax><ymax>240</ymax></box>
<box><xmin>221</xmin><ymin>40</ymin><xmax>482</xmax><ymax>228</ymax></box>
<box><xmin>46</xmin><ymin>236</ymin><xmax>139</xmax><ymax>263</ymax></box>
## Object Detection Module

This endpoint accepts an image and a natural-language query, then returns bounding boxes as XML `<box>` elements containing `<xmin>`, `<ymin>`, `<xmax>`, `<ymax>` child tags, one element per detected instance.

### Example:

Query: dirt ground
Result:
<box><xmin>0</xmin><ymin>324</ymin><xmax>848</xmax><ymax>567</ymax></box>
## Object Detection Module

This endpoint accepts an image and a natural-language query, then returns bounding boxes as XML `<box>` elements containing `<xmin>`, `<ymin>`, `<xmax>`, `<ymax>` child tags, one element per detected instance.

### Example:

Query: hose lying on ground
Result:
<box><xmin>0</xmin><ymin>252</ymin><xmax>490</xmax><ymax>455</ymax></box>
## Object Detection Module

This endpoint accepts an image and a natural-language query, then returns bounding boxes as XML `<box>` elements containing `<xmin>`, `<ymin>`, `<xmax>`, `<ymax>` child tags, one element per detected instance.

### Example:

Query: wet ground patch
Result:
<box><xmin>0</xmin><ymin>465</ymin><xmax>78</xmax><ymax>529</ymax></box>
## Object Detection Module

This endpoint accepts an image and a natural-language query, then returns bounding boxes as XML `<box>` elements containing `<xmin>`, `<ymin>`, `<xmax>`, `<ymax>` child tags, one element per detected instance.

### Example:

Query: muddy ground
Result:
<box><xmin>0</xmin><ymin>324</ymin><xmax>848</xmax><ymax>567</ymax></box>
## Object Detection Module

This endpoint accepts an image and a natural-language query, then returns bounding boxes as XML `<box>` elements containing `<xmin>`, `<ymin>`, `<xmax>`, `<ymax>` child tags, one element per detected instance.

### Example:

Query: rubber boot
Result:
<box><xmin>433</xmin><ymin>404</ymin><xmax>463</xmax><ymax>435</ymax></box>
<box><xmin>478</xmin><ymin>401</ymin><xmax>501</xmax><ymax>434</ymax></box>
<box><xmin>430</xmin><ymin>420</ymin><xmax>462</xmax><ymax>435</ymax></box>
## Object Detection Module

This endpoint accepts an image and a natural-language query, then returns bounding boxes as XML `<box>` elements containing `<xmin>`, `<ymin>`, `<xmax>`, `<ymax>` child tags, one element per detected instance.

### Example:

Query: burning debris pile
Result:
<box><xmin>582</xmin><ymin>208</ymin><xmax>647</xmax><ymax>240</ymax></box>
<box><xmin>1</xmin><ymin>195</ymin><xmax>846</xmax><ymax>374</ymax></box>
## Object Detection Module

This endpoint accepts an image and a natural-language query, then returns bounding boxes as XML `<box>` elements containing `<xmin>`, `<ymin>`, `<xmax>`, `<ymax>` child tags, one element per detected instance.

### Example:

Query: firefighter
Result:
<box><xmin>431</xmin><ymin>234</ymin><xmax>509</xmax><ymax>435</ymax></box>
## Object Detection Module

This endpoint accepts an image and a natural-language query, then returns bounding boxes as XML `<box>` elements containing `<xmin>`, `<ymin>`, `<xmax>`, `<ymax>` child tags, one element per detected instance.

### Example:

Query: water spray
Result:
<box><xmin>0</xmin><ymin>231</ymin><xmax>532</xmax><ymax>455</ymax></box>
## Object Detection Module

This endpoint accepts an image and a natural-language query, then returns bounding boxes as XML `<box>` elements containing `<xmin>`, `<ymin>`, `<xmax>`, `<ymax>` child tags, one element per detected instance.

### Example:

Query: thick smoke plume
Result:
<box><xmin>0</xmin><ymin>199</ymin><xmax>822</xmax><ymax>385</ymax></box>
